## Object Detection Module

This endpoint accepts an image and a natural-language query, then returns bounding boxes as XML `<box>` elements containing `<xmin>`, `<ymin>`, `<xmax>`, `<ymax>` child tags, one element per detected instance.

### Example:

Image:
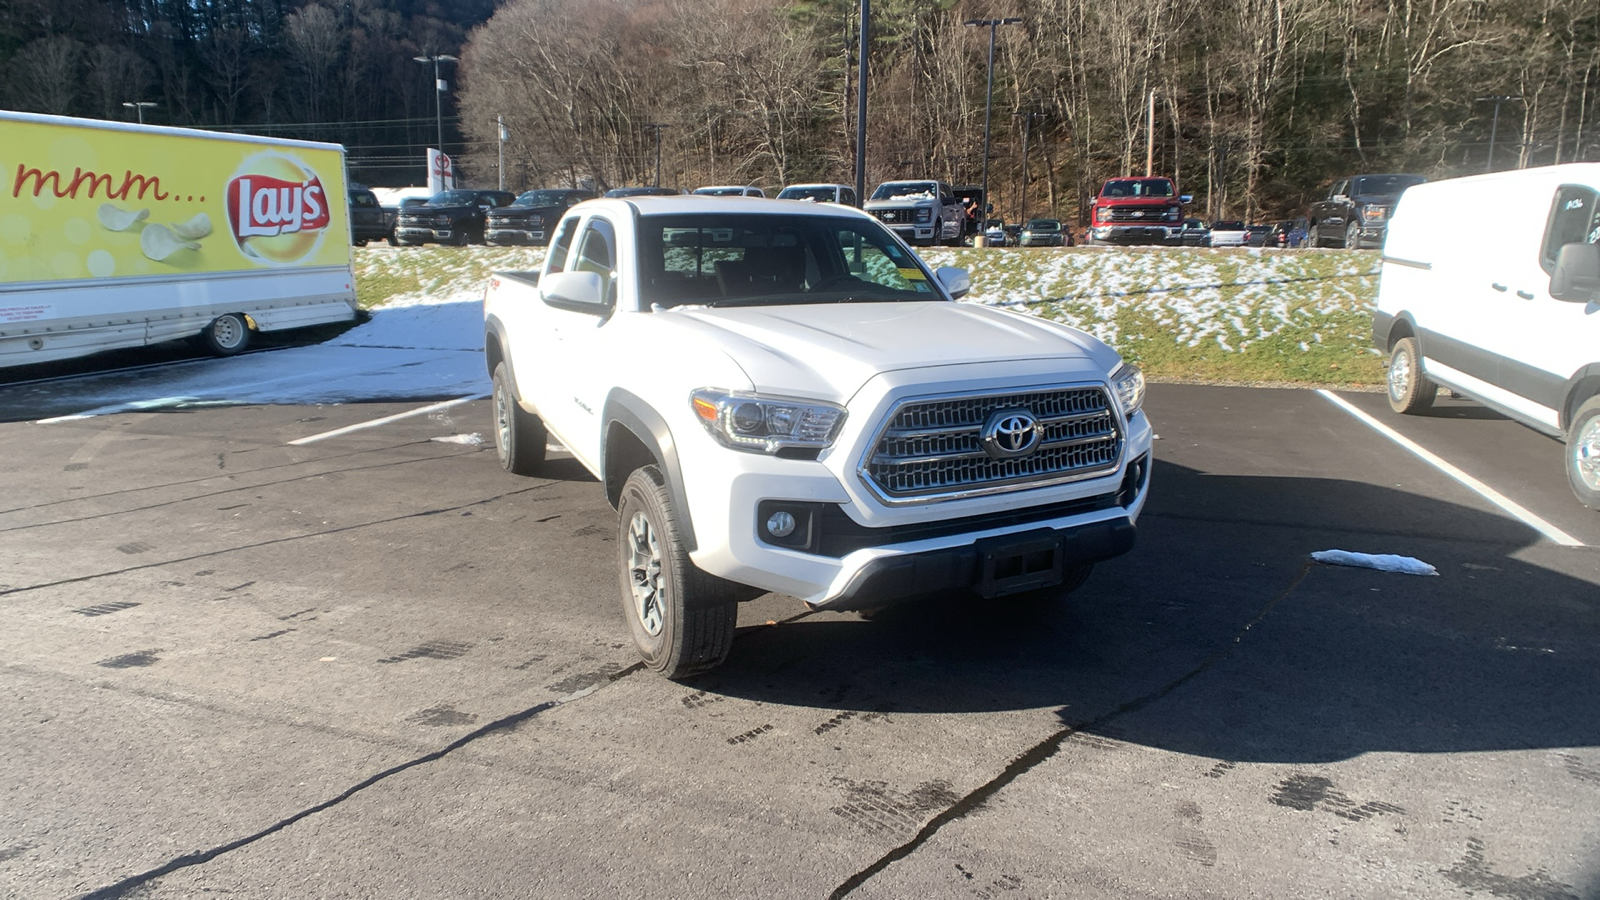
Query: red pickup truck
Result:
<box><xmin>1088</xmin><ymin>177</ymin><xmax>1189</xmax><ymax>246</ymax></box>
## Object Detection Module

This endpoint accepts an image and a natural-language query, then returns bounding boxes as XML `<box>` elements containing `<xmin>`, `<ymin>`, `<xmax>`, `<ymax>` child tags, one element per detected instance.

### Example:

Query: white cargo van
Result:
<box><xmin>0</xmin><ymin>112</ymin><xmax>357</xmax><ymax>367</ymax></box>
<box><xmin>1374</xmin><ymin>163</ymin><xmax>1600</xmax><ymax>508</ymax></box>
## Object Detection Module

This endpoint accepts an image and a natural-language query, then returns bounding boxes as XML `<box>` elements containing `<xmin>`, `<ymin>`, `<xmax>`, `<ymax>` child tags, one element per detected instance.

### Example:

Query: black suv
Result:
<box><xmin>485</xmin><ymin>189</ymin><xmax>597</xmax><ymax>246</ymax></box>
<box><xmin>394</xmin><ymin>189</ymin><xmax>517</xmax><ymax>246</ymax></box>
<box><xmin>348</xmin><ymin>188</ymin><xmax>396</xmax><ymax>246</ymax></box>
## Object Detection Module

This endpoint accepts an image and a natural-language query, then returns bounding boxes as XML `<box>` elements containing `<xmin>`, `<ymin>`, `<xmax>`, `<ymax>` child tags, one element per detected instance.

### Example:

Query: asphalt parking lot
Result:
<box><xmin>2</xmin><ymin>379</ymin><xmax>1598</xmax><ymax>899</ymax></box>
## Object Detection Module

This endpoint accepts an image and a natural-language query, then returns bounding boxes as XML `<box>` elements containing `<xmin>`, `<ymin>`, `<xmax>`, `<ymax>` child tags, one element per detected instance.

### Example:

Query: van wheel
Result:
<box><xmin>492</xmin><ymin>362</ymin><xmax>546</xmax><ymax>475</ymax></box>
<box><xmin>618</xmin><ymin>466</ymin><xmax>738</xmax><ymax>679</ymax></box>
<box><xmin>1566</xmin><ymin>396</ymin><xmax>1600</xmax><ymax>509</ymax></box>
<box><xmin>197</xmin><ymin>313</ymin><xmax>250</xmax><ymax>356</ymax></box>
<box><xmin>1386</xmin><ymin>336</ymin><xmax>1435</xmax><ymax>414</ymax></box>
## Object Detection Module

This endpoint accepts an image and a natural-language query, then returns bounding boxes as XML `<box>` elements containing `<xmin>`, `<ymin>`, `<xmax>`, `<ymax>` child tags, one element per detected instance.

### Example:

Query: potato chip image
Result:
<box><xmin>140</xmin><ymin>223</ymin><xmax>201</xmax><ymax>261</ymax></box>
<box><xmin>171</xmin><ymin>213</ymin><xmax>212</xmax><ymax>241</ymax></box>
<box><xmin>98</xmin><ymin>203</ymin><xmax>149</xmax><ymax>232</ymax></box>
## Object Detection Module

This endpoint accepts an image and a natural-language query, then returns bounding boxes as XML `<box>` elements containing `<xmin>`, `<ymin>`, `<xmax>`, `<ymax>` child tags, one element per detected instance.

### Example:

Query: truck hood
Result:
<box><xmin>400</xmin><ymin>204</ymin><xmax>476</xmax><ymax>218</ymax></box>
<box><xmin>661</xmin><ymin>301</ymin><xmax>1114</xmax><ymax>402</ymax></box>
<box><xmin>487</xmin><ymin>205</ymin><xmax>562</xmax><ymax>220</ymax></box>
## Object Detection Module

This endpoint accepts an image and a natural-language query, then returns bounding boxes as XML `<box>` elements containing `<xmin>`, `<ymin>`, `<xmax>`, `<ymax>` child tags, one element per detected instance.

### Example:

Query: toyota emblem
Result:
<box><xmin>981</xmin><ymin>409</ymin><xmax>1043</xmax><ymax>459</ymax></box>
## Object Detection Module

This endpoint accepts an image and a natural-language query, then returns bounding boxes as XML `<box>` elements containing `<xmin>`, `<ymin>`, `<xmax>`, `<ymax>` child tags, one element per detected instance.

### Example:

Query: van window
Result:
<box><xmin>1541</xmin><ymin>185</ymin><xmax>1600</xmax><ymax>273</ymax></box>
<box><xmin>547</xmin><ymin>216</ymin><xmax>581</xmax><ymax>273</ymax></box>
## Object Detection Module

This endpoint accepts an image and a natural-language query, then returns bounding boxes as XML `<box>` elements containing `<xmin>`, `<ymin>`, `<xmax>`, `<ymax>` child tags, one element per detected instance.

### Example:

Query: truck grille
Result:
<box><xmin>863</xmin><ymin>386</ymin><xmax>1122</xmax><ymax>501</ymax></box>
<box><xmin>873</xmin><ymin>209</ymin><xmax>914</xmax><ymax>225</ymax></box>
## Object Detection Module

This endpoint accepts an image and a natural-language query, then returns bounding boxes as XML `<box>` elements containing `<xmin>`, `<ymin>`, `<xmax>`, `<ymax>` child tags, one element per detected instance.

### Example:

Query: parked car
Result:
<box><xmin>604</xmin><ymin>186</ymin><xmax>683</xmax><ymax>198</ymax></box>
<box><xmin>1018</xmin><ymin>219</ymin><xmax>1067</xmax><ymax>247</ymax></box>
<box><xmin>1374</xmin><ymin>162</ymin><xmax>1600</xmax><ymax>508</ymax></box>
<box><xmin>983</xmin><ymin>218</ymin><xmax>1008</xmax><ymax>247</ymax></box>
<box><xmin>485</xmin><ymin>188</ymin><xmax>597</xmax><ymax>246</ymax></box>
<box><xmin>1171</xmin><ymin>218</ymin><xmax>1210</xmax><ymax>247</ymax></box>
<box><xmin>776</xmin><ymin>183</ymin><xmax>859</xmax><ymax>206</ymax></box>
<box><xmin>1244</xmin><ymin>224</ymin><xmax>1274</xmax><ymax>247</ymax></box>
<box><xmin>1309</xmin><ymin>173</ymin><xmax>1427</xmax><ymax>249</ymax></box>
<box><xmin>693</xmin><ymin>185</ymin><xmax>765</xmax><ymax>197</ymax></box>
<box><xmin>864</xmin><ymin>180</ymin><xmax>966</xmax><ymax>247</ymax></box>
<box><xmin>348</xmin><ymin>187</ymin><xmax>396</xmax><ymax>247</ymax></box>
<box><xmin>394</xmin><ymin>189</ymin><xmax>517</xmax><ymax>246</ymax></box>
<box><xmin>1208</xmin><ymin>220</ymin><xmax>1247</xmax><ymax>247</ymax></box>
<box><xmin>1088</xmin><ymin>177</ymin><xmax>1189</xmax><ymax>245</ymax></box>
<box><xmin>1269</xmin><ymin>219</ymin><xmax>1309</xmax><ymax>249</ymax></box>
<box><xmin>481</xmin><ymin>195</ymin><xmax>1152</xmax><ymax>675</ymax></box>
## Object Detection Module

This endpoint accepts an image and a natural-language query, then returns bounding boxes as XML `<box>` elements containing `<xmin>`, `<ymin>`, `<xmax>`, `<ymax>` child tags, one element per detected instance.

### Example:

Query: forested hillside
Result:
<box><xmin>5</xmin><ymin>0</ymin><xmax>1597</xmax><ymax>222</ymax></box>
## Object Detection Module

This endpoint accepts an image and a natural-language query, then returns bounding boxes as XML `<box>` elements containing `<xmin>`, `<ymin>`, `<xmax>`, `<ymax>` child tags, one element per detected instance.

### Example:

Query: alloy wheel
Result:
<box><xmin>627</xmin><ymin>512</ymin><xmax>665</xmax><ymax>636</ymax></box>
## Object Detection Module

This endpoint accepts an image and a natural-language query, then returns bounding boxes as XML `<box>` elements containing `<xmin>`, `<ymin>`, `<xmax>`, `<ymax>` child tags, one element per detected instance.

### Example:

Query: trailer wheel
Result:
<box><xmin>197</xmin><ymin>313</ymin><xmax>251</xmax><ymax>356</ymax></box>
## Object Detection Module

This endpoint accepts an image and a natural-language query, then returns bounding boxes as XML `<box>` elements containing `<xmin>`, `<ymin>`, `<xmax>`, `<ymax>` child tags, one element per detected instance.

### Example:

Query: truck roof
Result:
<box><xmin>578</xmin><ymin>195</ymin><xmax>878</xmax><ymax>221</ymax></box>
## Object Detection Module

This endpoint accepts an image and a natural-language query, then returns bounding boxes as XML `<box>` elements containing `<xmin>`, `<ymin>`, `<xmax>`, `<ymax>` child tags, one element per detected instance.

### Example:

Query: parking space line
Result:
<box><xmin>288</xmin><ymin>396</ymin><xmax>484</xmax><ymax>446</ymax></box>
<box><xmin>1317</xmin><ymin>390</ymin><xmax>1583</xmax><ymax>547</ymax></box>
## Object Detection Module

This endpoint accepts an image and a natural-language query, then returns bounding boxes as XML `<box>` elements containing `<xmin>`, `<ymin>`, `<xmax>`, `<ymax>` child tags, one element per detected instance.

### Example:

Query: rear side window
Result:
<box><xmin>1541</xmin><ymin>185</ymin><xmax>1600</xmax><ymax>273</ymax></box>
<box><xmin>547</xmin><ymin>216</ymin><xmax>581</xmax><ymax>273</ymax></box>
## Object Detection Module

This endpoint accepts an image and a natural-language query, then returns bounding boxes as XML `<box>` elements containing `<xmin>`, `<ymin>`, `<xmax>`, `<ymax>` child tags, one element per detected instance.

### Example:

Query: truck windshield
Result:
<box><xmin>778</xmin><ymin>186</ymin><xmax>838</xmax><ymax>202</ymax></box>
<box><xmin>637</xmin><ymin>213</ymin><xmax>941</xmax><ymax>308</ymax></box>
<box><xmin>1100</xmin><ymin>179</ymin><xmax>1174</xmax><ymax>198</ymax></box>
<box><xmin>870</xmin><ymin>183</ymin><xmax>938</xmax><ymax>201</ymax></box>
<box><xmin>513</xmin><ymin>191</ymin><xmax>577</xmax><ymax>207</ymax></box>
<box><xmin>1351</xmin><ymin>175</ymin><xmax>1426</xmax><ymax>195</ymax></box>
<box><xmin>427</xmin><ymin>190</ymin><xmax>478</xmax><ymax>206</ymax></box>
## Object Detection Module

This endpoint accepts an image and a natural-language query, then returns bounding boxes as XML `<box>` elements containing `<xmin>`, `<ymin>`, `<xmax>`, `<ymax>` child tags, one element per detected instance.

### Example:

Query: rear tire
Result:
<box><xmin>1565</xmin><ymin>396</ymin><xmax>1600</xmax><ymax>510</ymax></box>
<box><xmin>196</xmin><ymin>313</ymin><xmax>250</xmax><ymax>356</ymax></box>
<box><xmin>618</xmin><ymin>466</ymin><xmax>738</xmax><ymax>678</ymax></box>
<box><xmin>492</xmin><ymin>362</ymin><xmax>547</xmax><ymax>475</ymax></box>
<box><xmin>1386</xmin><ymin>336</ymin><xmax>1436</xmax><ymax>414</ymax></box>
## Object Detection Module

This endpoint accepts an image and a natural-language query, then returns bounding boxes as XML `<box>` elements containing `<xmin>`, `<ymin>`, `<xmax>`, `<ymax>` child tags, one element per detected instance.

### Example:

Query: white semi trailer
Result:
<box><xmin>0</xmin><ymin>111</ymin><xmax>358</xmax><ymax>367</ymax></box>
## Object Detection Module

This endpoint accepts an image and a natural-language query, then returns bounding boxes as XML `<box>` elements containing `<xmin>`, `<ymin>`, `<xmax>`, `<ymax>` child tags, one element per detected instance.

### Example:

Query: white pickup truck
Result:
<box><xmin>482</xmin><ymin>196</ymin><xmax>1153</xmax><ymax>677</ymax></box>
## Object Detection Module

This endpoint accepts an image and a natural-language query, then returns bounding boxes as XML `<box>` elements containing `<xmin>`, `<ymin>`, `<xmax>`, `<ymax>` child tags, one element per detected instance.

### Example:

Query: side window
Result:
<box><xmin>842</xmin><ymin>189</ymin><xmax>858</xmax><ymax>207</ymax></box>
<box><xmin>836</xmin><ymin>228</ymin><xmax>934</xmax><ymax>294</ymax></box>
<box><xmin>1331</xmin><ymin>180</ymin><xmax>1348</xmax><ymax>199</ymax></box>
<box><xmin>1540</xmin><ymin>185</ymin><xmax>1600</xmax><ymax>273</ymax></box>
<box><xmin>574</xmin><ymin>217</ymin><xmax>618</xmax><ymax>303</ymax></box>
<box><xmin>547</xmin><ymin>216</ymin><xmax>581</xmax><ymax>273</ymax></box>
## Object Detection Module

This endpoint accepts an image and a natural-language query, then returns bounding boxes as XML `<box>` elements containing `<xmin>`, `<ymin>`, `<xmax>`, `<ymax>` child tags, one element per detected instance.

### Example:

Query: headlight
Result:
<box><xmin>1111</xmin><ymin>363</ymin><xmax>1145</xmax><ymax>416</ymax></box>
<box><xmin>691</xmin><ymin>389</ymin><xmax>846</xmax><ymax>453</ymax></box>
<box><xmin>915</xmin><ymin>207</ymin><xmax>933</xmax><ymax>223</ymax></box>
<box><xmin>1361</xmin><ymin>206</ymin><xmax>1388</xmax><ymax>222</ymax></box>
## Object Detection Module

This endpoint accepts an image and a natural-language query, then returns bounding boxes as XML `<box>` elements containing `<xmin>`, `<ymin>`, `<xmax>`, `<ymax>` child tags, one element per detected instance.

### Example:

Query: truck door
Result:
<box><xmin>534</xmin><ymin>214</ymin><xmax>619</xmax><ymax>469</ymax></box>
<box><xmin>507</xmin><ymin>215</ymin><xmax>580</xmax><ymax>438</ymax></box>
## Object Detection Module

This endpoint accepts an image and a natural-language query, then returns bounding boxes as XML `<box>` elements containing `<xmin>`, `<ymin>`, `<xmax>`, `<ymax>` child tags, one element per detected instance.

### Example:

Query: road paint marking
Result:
<box><xmin>288</xmin><ymin>396</ymin><xmax>484</xmax><ymax>446</ymax></box>
<box><xmin>1317</xmin><ymin>389</ymin><xmax>1583</xmax><ymax>547</ymax></box>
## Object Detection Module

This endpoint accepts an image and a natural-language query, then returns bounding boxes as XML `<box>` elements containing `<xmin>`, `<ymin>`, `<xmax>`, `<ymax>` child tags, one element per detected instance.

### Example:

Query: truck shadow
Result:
<box><xmin>700</xmin><ymin>459</ymin><xmax>1600</xmax><ymax>764</ymax></box>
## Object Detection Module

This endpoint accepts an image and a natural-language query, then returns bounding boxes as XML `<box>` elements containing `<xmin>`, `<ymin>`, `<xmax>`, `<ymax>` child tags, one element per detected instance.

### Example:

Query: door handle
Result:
<box><xmin>1491</xmin><ymin>283</ymin><xmax>1508</xmax><ymax>292</ymax></box>
<box><xmin>1516</xmin><ymin>290</ymin><xmax>1535</xmax><ymax>299</ymax></box>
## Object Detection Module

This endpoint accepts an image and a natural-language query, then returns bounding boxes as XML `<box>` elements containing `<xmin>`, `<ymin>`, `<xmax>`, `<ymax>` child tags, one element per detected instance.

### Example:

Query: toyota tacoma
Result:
<box><xmin>482</xmin><ymin>196</ymin><xmax>1153</xmax><ymax>677</ymax></box>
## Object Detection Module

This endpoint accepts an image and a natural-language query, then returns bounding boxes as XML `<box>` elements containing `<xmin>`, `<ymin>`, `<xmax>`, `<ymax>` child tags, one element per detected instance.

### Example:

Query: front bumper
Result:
<box><xmin>485</xmin><ymin>227</ymin><xmax>546</xmax><ymax>245</ymax></box>
<box><xmin>888</xmin><ymin>224</ymin><xmax>937</xmax><ymax>245</ymax></box>
<box><xmin>1092</xmin><ymin>225</ymin><xmax>1175</xmax><ymax>245</ymax></box>
<box><xmin>395</xmin><ymin>226</ymin><xmax>454</xmax><ymax>243</ymax></box>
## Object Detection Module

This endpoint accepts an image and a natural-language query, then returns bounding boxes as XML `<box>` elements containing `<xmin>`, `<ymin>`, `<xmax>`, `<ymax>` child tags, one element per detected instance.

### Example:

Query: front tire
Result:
<box><xmin>1386</xmin><ymin>336</ymin><xmax>1436</xmax><ymax>414</ymax></box>
<box><xmin>492</xmin><ymin>362</ymin><xmax>547</xmax><ymax>475</ymax></box>
<box><xmin>1565</xmin><ymin>396</ymin><xmax>1600</xmax><ymax>510</ymax></box>
<box><xmin>618</xmin><ymin>466</ymin><xmax>738</xmax><ymax>678</ymax></box>
<box><xmin>196</xmin><ymin>313</ymin><xmax>250</xmax><ymax>356</ymax></box>
<box><xmin>1344</xmin><ymin>222</ymin><xmax>1362</xmax><ymax>249</ymax></box>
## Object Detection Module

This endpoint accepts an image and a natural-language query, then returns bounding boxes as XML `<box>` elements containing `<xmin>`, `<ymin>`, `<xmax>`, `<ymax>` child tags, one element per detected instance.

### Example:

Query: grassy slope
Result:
<box><xmin>353</xmin><ymin>244</ymin><xmax>1384</xmax><ymax>387</ymax></box>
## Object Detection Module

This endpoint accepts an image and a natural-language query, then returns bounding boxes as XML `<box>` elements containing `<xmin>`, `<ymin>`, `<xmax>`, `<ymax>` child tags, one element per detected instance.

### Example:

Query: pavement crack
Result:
<box><xmin>828</xmin><ymin>560</ymin><xmax>1315</xmax><ymax>899</ymax></box>
<box><xmin>74</xmin><ymin>661</ymin><xmax>646</xmax><ymax>900</ymax></box>
<box><xmin>0</xmin><ymin>444</ymin><xmax>474</xmax><ymax>535</ymax></box>
<box><xmin>0</xmin><ymin>484</ymin><xmax>556</xmax><ymax>599</ymax></box>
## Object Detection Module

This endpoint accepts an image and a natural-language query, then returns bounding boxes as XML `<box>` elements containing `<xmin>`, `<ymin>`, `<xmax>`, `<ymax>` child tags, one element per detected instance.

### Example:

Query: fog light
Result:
<box><xmin>766</xmin><ymin>510</ymin><xmax>797</xmax><ymax>538</ymax></box>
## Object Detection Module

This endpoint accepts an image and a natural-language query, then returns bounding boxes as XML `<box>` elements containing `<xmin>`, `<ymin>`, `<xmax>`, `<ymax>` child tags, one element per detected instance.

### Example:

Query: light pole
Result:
<box><xmin>965</xmin><ymin>17</ymin><xmax>1022</xmax><ymax>237</ymax></box>
<box><xmin>855</xmin><ymin>0</ymin><xmax>870</xmax><ymax>207</ymax></box>
<box><xmin>644</xmin><ymin>123</ymin><xmax>669</xmax><ymax>187</ymax></box>
<box><xmin>122</xmin><ymin>101</ymin><xmax>155</xmax><ymax>125</ymax></box>
<box><xmin>1476</xmin><ymin>95</ymin><xmax>1522</xmax><ymax>173</ymax></box>
<box><xmin>497</xmin><ymin>116</ymin><xmax>508</xmax><ymax>191</ymax></box>
<box><xmin>1014</xmin><ymin>111</ymin><xmax>1040</xmax><ymax>226</ymax></box>
<box><xmin>413</xmin><ymin>54</ymin><xmax>458</xmax><ymax>156</ymax></box>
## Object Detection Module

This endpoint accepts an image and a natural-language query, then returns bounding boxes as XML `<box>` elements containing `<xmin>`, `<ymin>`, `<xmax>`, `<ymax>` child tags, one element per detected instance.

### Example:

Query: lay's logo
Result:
<box><xmin>226</xmin><ymin>152</ymin><xmax>331</xmax><ymax>265</ymax></box>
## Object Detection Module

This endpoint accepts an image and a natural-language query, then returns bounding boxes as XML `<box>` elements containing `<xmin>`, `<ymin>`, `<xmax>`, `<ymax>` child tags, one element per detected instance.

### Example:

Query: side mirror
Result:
<box><xmin>935</xmin><ymin>266</ymin><xmax>971</xmax><ymax>300</ymax></box>
<box><xmin>1180</xmin><ymin>194</ymin><xmax>1193</xmax><ymax>205</ymax></box>
<box><xmin>1550</xmin><ymin>242</ymin><xmax>1600</xmax><ymax>303</ymax></box>
<box><xmin>985</xmin><ymin>203</ymin><xmax>994</xmax><ymax>214</ymax></box>
<box><xmin>541</xmin><ymin>270</ymin><xmax>609</xmax><ymax>313</ymax></box>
